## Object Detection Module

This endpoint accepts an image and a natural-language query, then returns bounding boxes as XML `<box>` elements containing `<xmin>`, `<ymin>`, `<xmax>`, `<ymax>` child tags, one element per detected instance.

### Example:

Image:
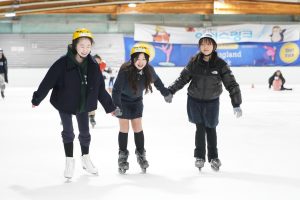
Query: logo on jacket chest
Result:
<box><xmin>211</xmin><ymin>70</ymin><xmax>218</xmax><ymax>75</ymax></box>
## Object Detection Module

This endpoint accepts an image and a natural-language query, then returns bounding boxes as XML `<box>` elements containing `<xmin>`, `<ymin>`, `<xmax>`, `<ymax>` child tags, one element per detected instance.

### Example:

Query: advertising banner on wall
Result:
<box><xmin>134</xmin><ymin>23</ymin><xmax>300</xmax><ymax>44</ymax></box>
<box><xmin>124</xmin><ymin>36</ymin><xmax>300</xmax><ymax>67</ymax></box>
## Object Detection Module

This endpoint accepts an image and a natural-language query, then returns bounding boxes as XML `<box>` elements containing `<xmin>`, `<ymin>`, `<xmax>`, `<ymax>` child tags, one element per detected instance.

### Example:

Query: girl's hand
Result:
<box><xmin>112</xmin><ymin>107</ymin><xmax>122</xmax><ymax>117</ymax></box>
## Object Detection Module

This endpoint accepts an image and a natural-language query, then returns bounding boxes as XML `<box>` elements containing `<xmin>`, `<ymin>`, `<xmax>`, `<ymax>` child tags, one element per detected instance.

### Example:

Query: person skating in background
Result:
<box><xmin>94</xmin><ymin>54</ymin><xmax>107</xmax><ymax>73</ymax></box>
<box><xmin>31</xmin><ymin>28</ymin><xmax>120</xmax><ymax>180</ymax></box>
<box><xmin>0</xmin><ymin>48</ymin><xmax>8</xmax><ymax>99</ymax></box>
<box><xmin>107</xmin><ymin>66</ymin><xmax>118</xmax><ymax>94</ymax></box>
<box><xmin>268</xmin><ymin>70</ymin><xmax>292</xmax><ymax>91</ymax></box>
<box><xmin>112</xmin><ymin>45</ymin><xmax>172</xmax><ymax>174</ymax></box>
<box><xmin>168</xmin><ymin>33</ymin><xmax>242</xmax><ymax>172</ymax></box>
<box><xmin>88</xmin><ymin>54</ymin><xmax>108</xmax><ymax>128</ymax></box>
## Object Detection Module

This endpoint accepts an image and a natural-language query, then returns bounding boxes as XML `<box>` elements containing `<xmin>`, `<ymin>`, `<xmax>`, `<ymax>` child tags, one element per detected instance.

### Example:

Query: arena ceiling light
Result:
<box><xmin>4</xmin><ymin>12</ymin><xmax>16</xmax><ymax>17</ymax></box>
<box><xmin>0</xmin><ymin>0</ymin><xmax>92</xmax><ymax>9</ymax></box>
<box><xmin>254</xmin><ymin>0</ymin><xmax>300</xmax><ymax>2</ymax></box>
<box><xmin>128</xmin><ymin>3</ymin><xmax>137</xmax><ymax>7</ymax></box>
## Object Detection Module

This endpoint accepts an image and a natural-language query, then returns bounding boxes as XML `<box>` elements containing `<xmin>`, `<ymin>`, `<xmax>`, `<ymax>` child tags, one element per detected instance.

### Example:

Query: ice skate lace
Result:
<box><xmin>211</xmin><ymin>159</ymin><xmax>221</xmax><ymax>166</ymax></box>
<box><xmin>118</xmin><ymin>152</ymin><xmax>129</xmax><ymax>163</ymax></box>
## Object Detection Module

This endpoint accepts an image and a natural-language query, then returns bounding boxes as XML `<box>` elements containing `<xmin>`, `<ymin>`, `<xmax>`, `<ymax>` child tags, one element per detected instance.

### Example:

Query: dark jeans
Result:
<box><xmin>59</xmin><ymin>111</ymin><xmax>91</xmax><ymax>147</ymax></box>
<box><xmin>194</xmin><ymin>123</ymin><xmax>218</xmax><ymax>162</ymax></box>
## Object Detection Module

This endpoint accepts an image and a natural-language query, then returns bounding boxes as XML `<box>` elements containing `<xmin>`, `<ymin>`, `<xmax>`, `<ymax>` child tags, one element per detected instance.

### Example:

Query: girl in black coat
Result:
<box><xmin>32</xmin><ymin>28</ymin><xmax>119</xmax><ymax>179</ymax></box>
<box><xmin>112</xmin><ymin>45</ymin><xmax>172</xmax><ymax>174</ymax></box>
<box><xmin>0</xmin><ymin>48</ymin><xmax>8</xmax><ymax>98</ymax></box>
<box><xmin>168</xmin><ymin>33</ymin><xmax>242</xmax><ymax>172</ymax></box>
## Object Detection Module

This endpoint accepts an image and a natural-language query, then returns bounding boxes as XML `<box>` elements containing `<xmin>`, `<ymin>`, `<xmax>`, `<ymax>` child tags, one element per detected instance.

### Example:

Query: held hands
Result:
<box><xmin>164</xmin><ymin>93</ymin><xmax>173</xmax><ymax>103</ymax></box>
<box><xmin>113</xmin><ymin>107</ymin><xmax>122</xmax><ymax>117</ymax></box>
<box><xmin>233</xmin><ymin>107</ymin><xmax>242</xmax><ymax>118</ymax></box>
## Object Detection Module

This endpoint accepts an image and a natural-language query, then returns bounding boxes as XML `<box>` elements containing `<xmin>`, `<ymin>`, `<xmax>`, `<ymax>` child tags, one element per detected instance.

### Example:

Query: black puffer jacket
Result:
<box><xmin>169</xmin><ymin>53</ymin><xmax>242</xmax><ymax>107</ymax></box>
<box><xmin>32</xmin><ymin>51</ymin><xmax>115</xmax><ymax>114</ymax></box>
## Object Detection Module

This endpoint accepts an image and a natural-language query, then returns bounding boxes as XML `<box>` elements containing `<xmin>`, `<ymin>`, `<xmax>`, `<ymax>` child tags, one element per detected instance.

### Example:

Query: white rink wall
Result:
<box><xmin>7</xmin><ymin>67</ymin><xmax>300</xmax><ymax>88</ymax></box>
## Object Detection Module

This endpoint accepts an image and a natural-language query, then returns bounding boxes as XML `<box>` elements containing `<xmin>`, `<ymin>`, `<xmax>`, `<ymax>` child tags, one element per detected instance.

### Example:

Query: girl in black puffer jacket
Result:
<box><xmin>168</xmin><ymin>33</ymin><xmax>242</xmax><ymax>172</ymax></box>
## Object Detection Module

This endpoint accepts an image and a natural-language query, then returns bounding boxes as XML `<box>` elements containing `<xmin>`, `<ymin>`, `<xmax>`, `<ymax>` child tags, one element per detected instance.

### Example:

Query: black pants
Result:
<box><xmin>59</xmin><ymin>111</ymin><xmax>91</xmax><ymax>147</ymax></box>
<box><xmin>194</xmin><ymin>123</ymin><xmax>218</xmax><ymax>162</ymax></box>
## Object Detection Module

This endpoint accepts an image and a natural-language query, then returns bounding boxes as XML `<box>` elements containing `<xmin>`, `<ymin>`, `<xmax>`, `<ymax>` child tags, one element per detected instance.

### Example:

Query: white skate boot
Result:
<box><xmin>64</xmin><ymin>157</ymin><xmax>75</xmax><ymax>179</ymax></box>
<box><xmin>81</xmin><ymin>154</ymin><xmax>98</xmax><ymax>175</ymax></box>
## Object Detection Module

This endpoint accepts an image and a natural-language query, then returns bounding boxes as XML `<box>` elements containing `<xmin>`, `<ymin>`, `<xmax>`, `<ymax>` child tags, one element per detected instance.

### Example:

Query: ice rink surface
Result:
<box><xmin>1</xmin><ymin>68</ymin><xmax>300</xmax><ymax>200</ymax></box>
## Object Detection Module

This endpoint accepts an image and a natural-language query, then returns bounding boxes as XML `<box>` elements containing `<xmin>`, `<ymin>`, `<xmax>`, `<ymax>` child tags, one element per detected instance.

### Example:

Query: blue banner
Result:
<box><xmin>124</xmin><ymin>37</ymin><xmax>300</xmax><ymax>67</ymax></box>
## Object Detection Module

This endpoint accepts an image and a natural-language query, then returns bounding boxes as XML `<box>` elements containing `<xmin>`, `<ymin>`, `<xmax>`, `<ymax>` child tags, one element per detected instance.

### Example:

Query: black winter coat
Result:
<box><xmin>169</xmin><ymin>53</ymin><xmax>242</xmax><ymax>107</ymax></box>
<box><xmin>32</xmin><ymin>54</ymin><xmax>115</xmax><ymax>114</ymax></box>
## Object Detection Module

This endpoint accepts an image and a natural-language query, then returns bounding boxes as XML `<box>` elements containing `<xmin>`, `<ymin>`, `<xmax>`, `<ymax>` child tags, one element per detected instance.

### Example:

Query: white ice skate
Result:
<box><xmin>64</xmin><ymin>157</ymin><xmax>75</xmax><ymax>179</ymax></box>
<box><xmin>81</xmin><ymin>154</ymin><xmax>98</xmax><ymax>175</ymax></box>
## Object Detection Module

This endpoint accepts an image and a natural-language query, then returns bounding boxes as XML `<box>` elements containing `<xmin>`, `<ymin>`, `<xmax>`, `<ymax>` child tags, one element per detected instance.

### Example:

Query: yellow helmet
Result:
<box><xmin>72</xmin><ymin>28</ymin><xmax>93</xmax><ymax>40</ymax></box>
<box><xmin>130</xmin><ymin>45</ymin><xmax>150</xmax><ymax>57</ymax></box>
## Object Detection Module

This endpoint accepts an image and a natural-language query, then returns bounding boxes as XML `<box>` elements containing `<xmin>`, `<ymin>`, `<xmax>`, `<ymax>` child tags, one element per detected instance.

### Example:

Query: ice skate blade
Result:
<box><xmin>119</xmin><ymin>168</ymin><xmax>126</xmax><ymax>174</ymax></box>
<box><xmin>195</xmin><ymin>163</ymin><xmax>204</xmax><ymax>168</ymax></box>
<box><xmin>141</xmin><ymin>168</ymin><xmax>147</xmax><ymax>173</ymax></box>
<box><xmin>65</xmin><ymin>176</ymin><xmax>72</xmax><ymax>182</ymax></box>
<box><xmin>139</xmin><ymin>162</ymin><xmax>149</xmax><ymax>169</ymax></box>
<box><xmin>83</xmin><ymin>167</ymin><xmax>98</xmax><ymax>175</ymax></box>
<box><xmin>198</xmin><ymin>167</ymin><xmax>203</xmax><ymax>172</ymax></box>
<box><xmin>211</xmin><ymin>166</ymin><xmax>220</xmax><ymax>172</ymax></box>
<box><xmin>91</xmin><ymin>172</ymin><xmax>99</xmax><ymax>176</ymax></box>
<box><xmin>64</xmin><ymin>177</ymin><xmax>73</xmax><ymax>182</ymax></box>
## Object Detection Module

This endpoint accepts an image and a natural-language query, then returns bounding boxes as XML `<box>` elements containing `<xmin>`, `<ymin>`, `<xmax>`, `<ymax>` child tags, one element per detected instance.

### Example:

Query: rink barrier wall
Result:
<box><xmin>8</xmin><ymin>67</ymin><xmax>300</xmax><ymax>88</ymax></box>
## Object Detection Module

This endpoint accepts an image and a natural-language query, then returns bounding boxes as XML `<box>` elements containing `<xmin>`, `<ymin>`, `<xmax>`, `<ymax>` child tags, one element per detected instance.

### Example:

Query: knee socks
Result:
<box><xmin>118</xmin><ymin>132</ymin><xmax>128</xmax><ymax>151</ymax></box>
<box><xmin>134</xmin><ymin>131</ymin><xmax>144</xmax><ymax>154</ymax></box>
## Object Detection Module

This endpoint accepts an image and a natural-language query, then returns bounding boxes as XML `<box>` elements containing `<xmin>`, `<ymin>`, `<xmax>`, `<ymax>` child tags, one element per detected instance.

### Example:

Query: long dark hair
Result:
<box><xmin>272</xmin><ymin>70</ymin><xmax>285</xmax><ymax>80</ymax></box>
<box><xmin>0</xmin><ymin>51</ymin><xmax>6</xmax><ymax>60</ymax></box>
<box><xmin>121</xmin><ymin>52</ymin><xmax>153</xmax><ymax>94</ymax></box>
